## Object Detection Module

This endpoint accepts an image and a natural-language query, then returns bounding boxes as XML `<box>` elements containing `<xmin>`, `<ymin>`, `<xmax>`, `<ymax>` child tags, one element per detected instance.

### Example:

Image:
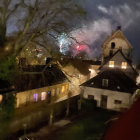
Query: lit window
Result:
<box><xmin>61</xmin><ymin>86</ymin><xmax>65</xmax><ymax>93</ymax></box>
<box><xmin>109</xmin><ymin>61</ymin><xmax>114</xmax><ymax>68</ymax></box>
<box><xmin>52</xmin><ymin>89</ymin><xmax>55</xmax><ymax>96</ymax></box>
<box><xmin>0</xmin><ymin>95</ymin><xmax>2</xmax><ymax>103</ymax></box>
<box><xmin>56</xmin><ymin>88</ymin><xmax>60</xmax><ymax>96</ymax></box>
<box><xmin>114</xmin><ymin>100</ymin><xmax>122</xmax><ymax>104</ymax></box>
<box><xmin>33</xmin><ymin>93</ymin><xmax>38</xmax><ymax>102</ymax></box>
<box><xmin>102</xmin><ymin>79</ymin><xmax>108</xmax><ymax>87</ymax></box>
<box><xmin>41</xmin><ymin>92</ymin><xmax>46</xmax><ymax>101</ymax></box>
<box><xmin>121</xmin><ymin>62</ymin><xmax>127</xmax><ymax>69</ymax></box>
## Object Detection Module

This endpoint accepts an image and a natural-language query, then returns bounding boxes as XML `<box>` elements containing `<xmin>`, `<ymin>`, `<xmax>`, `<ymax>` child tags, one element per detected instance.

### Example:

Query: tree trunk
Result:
<box><xmin>49</xmin><ymin>109</ymin><xmax>54</xmax><ymax>126</ymax></box>
<box><xmin>0</xmin><ymin>24</ymin><xmax>6</xmax><ymax>47</ymax></box>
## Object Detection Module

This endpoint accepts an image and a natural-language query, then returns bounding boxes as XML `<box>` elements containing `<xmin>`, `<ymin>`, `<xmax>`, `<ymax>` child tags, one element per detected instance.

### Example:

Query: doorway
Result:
<box><xmin>100</xmin><ymin>95</ymin><xmax>108</xmax><ymax>108</ymax></box>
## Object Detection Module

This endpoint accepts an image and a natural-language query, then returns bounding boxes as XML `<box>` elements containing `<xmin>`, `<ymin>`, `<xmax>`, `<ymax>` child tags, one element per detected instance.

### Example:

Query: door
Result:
<box><xmin>100</xmin><ymin>95</ymin><xmax>107</xmax><ymax>108</ymax></box>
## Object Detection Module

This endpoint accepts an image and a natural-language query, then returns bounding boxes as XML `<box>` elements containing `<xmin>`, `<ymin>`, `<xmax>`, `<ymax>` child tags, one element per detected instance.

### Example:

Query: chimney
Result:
<box><xmin>116</xmin><ymin>26</ymin><xmax>121</xmax><ymax>30</ymax></box>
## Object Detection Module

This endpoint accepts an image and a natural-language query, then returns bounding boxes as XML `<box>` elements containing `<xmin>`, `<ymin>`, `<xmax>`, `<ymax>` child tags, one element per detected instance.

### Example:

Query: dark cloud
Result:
<box><xmin>76</xmin><ymin>0</ymin><xmax>140</xmax><ymax>62</ymax></box>
<box><xmin>7</xmin><ymin>0</ymin><xmax>140</xmax><ymax>63</ymax></box>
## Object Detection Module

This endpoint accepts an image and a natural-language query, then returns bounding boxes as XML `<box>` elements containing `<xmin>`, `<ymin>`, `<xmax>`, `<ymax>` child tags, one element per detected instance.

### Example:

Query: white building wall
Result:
<box><xmin>82</xmin><ymin>87</ymin><xmax>132</xmax><ymax>111</ymax></box>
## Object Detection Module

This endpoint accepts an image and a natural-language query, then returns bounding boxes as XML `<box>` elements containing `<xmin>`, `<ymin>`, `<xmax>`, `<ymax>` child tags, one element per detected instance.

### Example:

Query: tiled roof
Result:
<box><xmin>81</xmin><ymin>69</ymin><xmax>137</xmax><ymax>93</ymax></box>
<box><xmin>15</xmin><ymin>64</ymin><xmax>68</xmax><ymax>92</ymax></box>
<box><xmin>100</xmin><ymin>49</ymin><xmax>137</xmax><ymax>75</ymax></box>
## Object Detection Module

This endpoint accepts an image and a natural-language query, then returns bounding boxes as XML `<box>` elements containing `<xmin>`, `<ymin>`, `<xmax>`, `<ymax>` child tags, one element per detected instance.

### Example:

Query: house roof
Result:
<box><xmin>99</xmin><ymin>49</ymin><xmax>137</xmax><ymax>75</ymax></box>
<box><xmin>59</xmin><ymin>58</ymin><xmax>91</xmax><ymax>75</ymax></box>
<box><xmin>15</xmin><ymin>64</ymin><xmax>68</xmax><ymax>92</ymax></box>
<box><xmin>102</xmin><ymin>29</ymin><xmax>133</xmax><ymax>49</ymax></box>
<box><xmin>81</xmin><ymin>69</ymin><xmax>137</xmax><ymax>93</ymax></box>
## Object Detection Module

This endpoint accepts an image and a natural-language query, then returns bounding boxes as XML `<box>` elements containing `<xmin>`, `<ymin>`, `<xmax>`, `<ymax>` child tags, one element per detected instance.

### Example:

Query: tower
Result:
<box><xmin>102</xmin><ymin>27</ymin><xmax>133</xmax><ymax>64</ymax></box>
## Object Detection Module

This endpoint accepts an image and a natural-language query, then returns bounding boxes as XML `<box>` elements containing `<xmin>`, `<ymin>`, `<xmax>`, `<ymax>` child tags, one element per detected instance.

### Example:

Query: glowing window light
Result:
<box><xmin>109</xmin><ymin>61</ymin><xmax>114</xmax><ymax>68</ymax></box>
<box><xmin>33</xmin><ymin>93</ymin><xmax>38</xmax><ymax>102</ymax></box>
<box><xmin>41</xmin><ymin>92</ymin><xmax>46</xmax><ymax>101</ymax></box>
<box><xmin>52</xmin><ymin>89</ymin><xmax>55</xmax><ymax>96</ymax></box>
<box><xmin>0</xmin><ymin>95</ymin><xmax>3</xmax><ymax>103</ymax></box>
<box><xmin>61</xmin><ymin>86</ymin><xmax>65</xmax><ymax>93</ymax></box>
<box><xmin>121</xmin><ymin>62</ymin><xmax>127</xmax><ymax>69</ymax></box>
<box><xmin>56</xmin><ymin>88</ymin><xmax>60</xmax><ymax>95</ymax></box>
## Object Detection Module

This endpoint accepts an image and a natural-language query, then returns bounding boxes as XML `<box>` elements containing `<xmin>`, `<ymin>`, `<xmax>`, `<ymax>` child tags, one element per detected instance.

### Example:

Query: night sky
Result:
<box><xmin>80</xmin><ymin>0</ymin><xmax>140</xmax><ymax>63</ymax></box>
<box><xmin>7</xmin><ymin>0</ymin><xmax>140</xmax><ymax>63</ymax></box>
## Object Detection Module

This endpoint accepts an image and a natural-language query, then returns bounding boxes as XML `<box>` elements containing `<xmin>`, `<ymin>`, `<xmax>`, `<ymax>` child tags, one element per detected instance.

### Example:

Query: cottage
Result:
<box><xmin>15</xmin><ymin>64</ymin><xmax>69</xmax><ymax>107</ymax></box>
<box><xmin>81</xmin><ymin>27</ymin><xmax>138</xmax><ymax>111</ymax></box>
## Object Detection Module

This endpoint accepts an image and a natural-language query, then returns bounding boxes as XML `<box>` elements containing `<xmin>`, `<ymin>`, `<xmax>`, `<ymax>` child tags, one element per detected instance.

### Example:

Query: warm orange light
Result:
<box><xmin>121</xmin><ymin>62</ymin><xmax>127</xmax><ymax>69</ymax></box>
<box><xmin>109</xmin><ymin>61</ymin><xmax>114</xmax><ymax>68</ymax></box>
<box><xmin>0</xmin><ymin>95</ymin><xmax>2</xmax><ymax>103</ymax></box>
<box><xmin>61</xmin><ymin>86</ymin><xmax>65</xmax><ymax>93</ymax></box>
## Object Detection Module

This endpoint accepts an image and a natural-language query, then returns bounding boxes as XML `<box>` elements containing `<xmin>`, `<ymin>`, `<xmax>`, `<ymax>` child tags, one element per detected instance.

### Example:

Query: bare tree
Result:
<box><xmin>0</xmin><ymin>0</ymin><xmax>85</xmax><ymax>80</ymax></box>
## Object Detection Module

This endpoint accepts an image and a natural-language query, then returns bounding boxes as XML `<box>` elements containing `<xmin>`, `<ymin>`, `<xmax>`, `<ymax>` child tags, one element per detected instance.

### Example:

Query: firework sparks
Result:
<box><xmin>57</xmin><ymin>33</ymin><xmax>71</xmax><ymax>54</ymax></box>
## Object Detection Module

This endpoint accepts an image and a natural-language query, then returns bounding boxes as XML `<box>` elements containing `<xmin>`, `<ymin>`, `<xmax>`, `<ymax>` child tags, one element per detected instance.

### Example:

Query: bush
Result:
<box><xmin>82</xmin><ymin>99</ymin><xmax>97</xmax><ymax>110</ymax></box>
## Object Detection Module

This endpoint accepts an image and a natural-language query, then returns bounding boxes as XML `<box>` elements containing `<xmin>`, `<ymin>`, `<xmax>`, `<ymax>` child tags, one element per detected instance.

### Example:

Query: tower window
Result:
<box><xmin>102</xmin><ymin>79</ymin><xmax>109</xmax><ymax>87</ymax></box>
<box><xmin>109</xmin><ymin>61</ymin><xmax>114</xmax><ymax>68</ymax></box>
<box><xmin>121</xmin><ymin>62</ymin><xmax>127</xmax><ymax>69</ymax></box>
<box><xmin>111</xmin><ymin>42</ymin><xmax>115</xmax><ymax>49</ymax></box>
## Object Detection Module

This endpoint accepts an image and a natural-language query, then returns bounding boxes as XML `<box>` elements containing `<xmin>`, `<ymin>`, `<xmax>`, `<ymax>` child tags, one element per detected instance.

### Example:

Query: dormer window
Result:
<box><xmin>121</xmin><ymin>62</ymin><xmax>127</xmax><ymax>69</ymax></box>
<box><xmin>109</xmin><ymin>61</ymin><xmax>114</xmax><ymax>68</ymax></box>
<box><xmin>102</xmin><ymin>79</ymin><xmax>108</xmax><ymax>87</ymax></box>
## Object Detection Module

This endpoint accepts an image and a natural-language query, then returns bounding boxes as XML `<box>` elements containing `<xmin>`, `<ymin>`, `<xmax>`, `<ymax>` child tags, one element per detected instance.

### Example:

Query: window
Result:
<box><xmin>114</xmin><ymin>100</ymin><xmax>122</xmax><ymax>104</ymax></box>
<box><xmin>56</xmin><ymin>88</ymin><xmax>60</xmax><ymax>96</ymax></box>
<box><xmin>109</xmin><ymin>61</ymin><xmax>114</xmax><ymax>68</ymax></box>
<box><xmin>52</xmin><ymin>89</ymin><xmax>55</xmax><ymax>96</ymax></box>
<box><xmin>61</xmin><ymin>86</ymin><xmax>65</xmax><ymax>93</ymax></box>
<box><xmin>121</xmin><ymin>62</ymin><xmax>127</xmax><ymax>69</ymax></box>
<box><xmin>102</xmin><ymin>79</ymin><xmax>109</xmax><ymax>87</ymax></box>
<box><xmin>0</xmin><ymin>95</ymin><xmax>2</xmax><ymax>103</ymax></box>
<box><xmin>111</xmin><ymin>42</ymin><xmax>115</xmax><ymax>49</ymax></box>
<box><xmin>33</xmin><ymin>93</ymin><xmax>38</xmax><ymax>102</ymax></box>
<box><xmin>41</xmin><ymin>92</ymin><xmax>46</xmax><ymax>101</ymax></box>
